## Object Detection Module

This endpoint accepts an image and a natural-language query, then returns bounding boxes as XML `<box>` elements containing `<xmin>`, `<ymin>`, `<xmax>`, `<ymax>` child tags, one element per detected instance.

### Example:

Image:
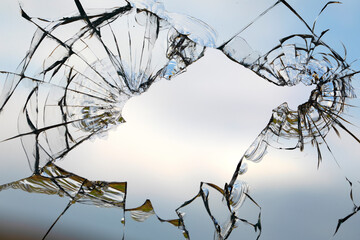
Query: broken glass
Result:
<box><xmin>0</xmin><ymin>0</ymin><xmax>359</xmax><ymax>239</ymax></box>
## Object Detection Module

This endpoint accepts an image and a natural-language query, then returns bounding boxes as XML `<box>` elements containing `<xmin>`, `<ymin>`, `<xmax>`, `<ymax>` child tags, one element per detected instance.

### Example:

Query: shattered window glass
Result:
<box><xmin>0</xmin><ymin>0</ymin><xmax>360</xmax><ymax>239</ymax></box>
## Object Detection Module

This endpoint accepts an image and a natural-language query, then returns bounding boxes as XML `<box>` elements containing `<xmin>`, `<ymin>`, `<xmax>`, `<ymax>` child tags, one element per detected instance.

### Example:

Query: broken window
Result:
<box><xmin>0</xmin><ymin>0</ymin><xmax>359</xmax><ymax>239</ymax></box>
